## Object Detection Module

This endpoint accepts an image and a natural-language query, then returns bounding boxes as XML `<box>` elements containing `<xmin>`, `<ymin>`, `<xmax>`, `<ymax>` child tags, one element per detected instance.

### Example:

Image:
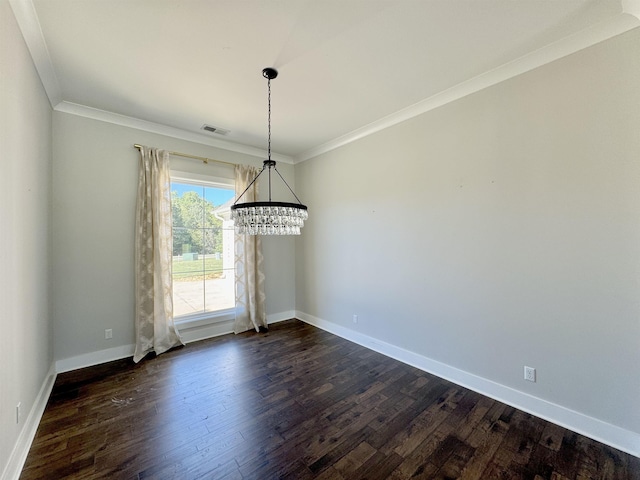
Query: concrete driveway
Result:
<box><xmin>173</xmin><ymin>274</ymin><xmax>234</xmax><ymax>317</ymax></box>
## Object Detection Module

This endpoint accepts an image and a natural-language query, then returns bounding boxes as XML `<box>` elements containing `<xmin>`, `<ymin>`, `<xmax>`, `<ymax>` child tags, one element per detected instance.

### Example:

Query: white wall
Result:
<box><xmin>52</xmin><ymin>112</ymin><xmax>296</xmax><ymax>366</ymax></box>
<box><xmin>0</xmin><ymin>0</ymin><xmax>54</xmax><ymax>477</ymax></box>
<box><xmin>295</xmin><ymin>27</ymin><xmax>640</xmax><ymax>451</ymax></box>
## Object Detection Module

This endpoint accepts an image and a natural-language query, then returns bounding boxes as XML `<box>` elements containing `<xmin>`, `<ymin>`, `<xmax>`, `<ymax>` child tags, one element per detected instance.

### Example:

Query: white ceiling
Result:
<box><xmin>11</xmin><ymin>0</ymin><xmax>640</xmax><ymax>162</ymax></box>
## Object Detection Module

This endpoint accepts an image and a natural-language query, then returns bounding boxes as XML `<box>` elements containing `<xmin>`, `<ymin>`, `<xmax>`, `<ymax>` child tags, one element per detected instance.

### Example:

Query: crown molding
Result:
<box><xmin>294</xmin><ymin>8</ymin><xmax>640</xmax><ymax>163</ymax></box>
<box><xmin>11</xmin><ymin>0</ymin><xmax>638</xmax><ymax>165</ymax></box>
<box><xmin>54</xmin><ymin>102</ymin><xmax>294</xmax><ymax>164</ymax></box>
<box><xmin>9</xmin><ymin>0</ymin><xmax>292</xmax><ymax>163</ymax></box>
<box><xmin>9</xmin><ymin>0</ymin><xmax>62</xmax><ymax>107</ymax></box>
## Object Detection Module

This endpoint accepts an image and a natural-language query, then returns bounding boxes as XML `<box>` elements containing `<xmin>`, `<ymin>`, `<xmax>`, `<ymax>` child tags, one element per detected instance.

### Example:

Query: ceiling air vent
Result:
<box><xmin>201</xmin><ymin>124</ymin><xmax>230</xmax><ymax>136</ymax></box>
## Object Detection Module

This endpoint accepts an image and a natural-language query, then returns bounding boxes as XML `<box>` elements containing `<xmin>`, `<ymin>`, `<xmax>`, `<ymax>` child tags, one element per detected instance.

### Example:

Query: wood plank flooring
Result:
<box><xmin>20</xmin><ymin>319</ymin><xmax>640</xmax><ymax>479</ymax></box>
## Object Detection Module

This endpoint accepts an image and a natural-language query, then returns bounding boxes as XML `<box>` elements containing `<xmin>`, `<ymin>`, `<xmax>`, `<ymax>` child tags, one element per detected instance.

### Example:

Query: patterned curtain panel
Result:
<box><xmin>134</xmin><ymin>146</ymin><xmax>184</xmax><ymax>362</ymax></box>
<box><xmin>233</xmin><ymin>164</ymin><xmax>267</xmax><ymax>333</ymax></box>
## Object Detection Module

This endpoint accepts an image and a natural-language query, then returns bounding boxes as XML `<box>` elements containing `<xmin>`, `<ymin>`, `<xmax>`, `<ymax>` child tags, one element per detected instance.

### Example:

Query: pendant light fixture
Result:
<box><xmin>230</xmin><ymin>68</ymin><xmax>308</xmax><ymax>235</ymax></box>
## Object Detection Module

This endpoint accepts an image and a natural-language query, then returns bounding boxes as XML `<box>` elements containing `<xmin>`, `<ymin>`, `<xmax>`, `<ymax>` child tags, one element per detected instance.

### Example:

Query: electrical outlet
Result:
<box><xmin>524</xmin><ymin>366</ymin><xmax>536</xmax><ymax>382</ymax></box>
<box><xmin>105</xmin><ymin>328</ymin><xmax>113</xmax><ymax>339</ymax></box>
<box><xmin>352</xmin><ymin>314</ymin><xmax>358</xmax><ymax>324</ymax></box>
<box><xmin>16</xmin><ymin>403</ymin><xmax>21</xmax><ymax>424</ymax></box>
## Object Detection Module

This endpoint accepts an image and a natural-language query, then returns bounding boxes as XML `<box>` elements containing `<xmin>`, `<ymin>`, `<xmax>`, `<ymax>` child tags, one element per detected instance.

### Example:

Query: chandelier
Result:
<box><xmin>230</xmin><ymin>68</ymin><xmax>308</xmax><ymax>235</ymax></box>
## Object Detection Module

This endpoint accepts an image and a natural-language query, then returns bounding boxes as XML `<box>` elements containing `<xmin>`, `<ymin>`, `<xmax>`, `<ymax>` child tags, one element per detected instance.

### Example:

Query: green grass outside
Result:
<box><xmin>172</xmin><ymin>257</ymin><xmax>226</xmax><ymax>282</ymax></box>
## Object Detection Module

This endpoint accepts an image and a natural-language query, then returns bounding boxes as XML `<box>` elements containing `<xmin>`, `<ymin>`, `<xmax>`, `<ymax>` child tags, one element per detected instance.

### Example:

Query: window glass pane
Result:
<box><xmin>171</xmin><ymin>180</ymin><xmax>235</xmax><ymax>319</ymax></box>
<box><xmin>204</xmin><ymin>187</ymin><xmax>235</xmax><ymax>210</ymax></box>
<box><xmin>173</xmin><ymin>272</ymin><xmax>205</xmax><ymax>317</ymax></box>
<box><xmin>173</xmin><ymin>226</ymin><xmax>191</xmax><ymax>257</ymax></box>
<box><xmin>204</xmin><ymin>273</ymin><xmax>234</xmax><ymax>313</ymax></box>
<box><xmin>202</xmin><ymin>228</ymin><xmax>222</xmax><ymax>259</ymax></box>
<box><xmin>172</xmin><ymin>183</ymin><xmax>205</xmax><ymax>229</ymax></box>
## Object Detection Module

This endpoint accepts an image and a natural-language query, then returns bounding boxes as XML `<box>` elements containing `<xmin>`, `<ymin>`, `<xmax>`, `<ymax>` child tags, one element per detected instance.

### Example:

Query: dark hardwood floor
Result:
<box><xmin>20</xmin><ymin>319</ymin><xmax>639</xmax><ymax>479</ymax></box>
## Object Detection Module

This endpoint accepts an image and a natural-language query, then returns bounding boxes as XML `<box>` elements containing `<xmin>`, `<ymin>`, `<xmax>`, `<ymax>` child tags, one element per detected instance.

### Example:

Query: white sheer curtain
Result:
<box><xmin>233</xmin><ymin>164</ymin><xmax>267</xmax><ymax>333</ymax></box>
<box><xmin>133</xmin><ymin>146</ymin><xmax>184</xmax><ymax>362</ymax></box>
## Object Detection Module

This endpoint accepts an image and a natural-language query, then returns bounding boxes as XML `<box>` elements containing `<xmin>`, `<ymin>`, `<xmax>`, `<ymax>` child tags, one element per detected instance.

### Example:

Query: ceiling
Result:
<box><xmin>12</xmin><ymin>0</ymin><xmax>640</xmax><ymax>162</ymax></box>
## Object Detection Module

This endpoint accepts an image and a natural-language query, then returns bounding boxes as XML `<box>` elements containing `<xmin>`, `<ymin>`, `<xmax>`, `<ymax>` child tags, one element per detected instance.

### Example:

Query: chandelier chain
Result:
<box><xmin>267</xmin><ymin>77</ymin><xmax>271</xmax><ymax>160</ymax></box>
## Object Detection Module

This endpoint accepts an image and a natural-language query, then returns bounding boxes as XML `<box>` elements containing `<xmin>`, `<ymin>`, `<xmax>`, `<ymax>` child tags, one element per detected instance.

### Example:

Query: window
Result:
<box><xmin>170</xmin><ymin>177</ymin><xmax>235</xmax><ymax>322</ymax></box>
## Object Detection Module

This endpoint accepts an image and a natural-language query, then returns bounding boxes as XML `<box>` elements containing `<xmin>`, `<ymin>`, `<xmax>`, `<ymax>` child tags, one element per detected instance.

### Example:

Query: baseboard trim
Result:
<box><xmin>55</xmin><ymin>311</ymin><xmax>296</xmax><ymax>372</ymax></box>
<box><xmin>267</xmin><ymin>310</ymin><xmax>296</xmax><ymax>325</ymax></box>
<box><xmin>180</xmin><ymin>310</ymin><xmax>295</xmax><ymax>343</ymax></box>
<box><xmin>1</xmin><ymin>363</ymin><xmax>57</xmax><ymax>480</ymax></box>
<box><xmin>55</xmin><ymin>344</ymin><xmax>135</xmax><ymax>373</ymax></box>
<box><xmin>295</xmin><ymin>311</ymin><xmax>640</xmax><ymax>458</ymax></box>
<box><xmin>18</xmin><ymin>312</ymin><xmax>288</xmax><ymax>478</ymax></box>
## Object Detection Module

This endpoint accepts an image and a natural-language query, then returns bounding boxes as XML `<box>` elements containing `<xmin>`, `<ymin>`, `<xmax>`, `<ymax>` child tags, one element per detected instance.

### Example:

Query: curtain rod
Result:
<box><xmin>133</xmin><ymin>144</ymin><xmax>236</xmax><ymax>167</ymax></box>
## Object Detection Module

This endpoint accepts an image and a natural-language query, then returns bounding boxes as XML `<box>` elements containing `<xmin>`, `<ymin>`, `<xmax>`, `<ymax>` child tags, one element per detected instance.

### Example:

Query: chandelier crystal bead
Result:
<box><xmin>230</xmin><ymin>201</ymin><xmax>308</xmax><ymax>235</ymax></box>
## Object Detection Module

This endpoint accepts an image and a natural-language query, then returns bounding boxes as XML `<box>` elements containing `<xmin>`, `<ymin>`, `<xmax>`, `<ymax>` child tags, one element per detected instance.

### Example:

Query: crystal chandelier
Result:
<box><xmin>230</xmin><ymin>68</ymin><xmax>308</xmax><ymax>235</ymax></box>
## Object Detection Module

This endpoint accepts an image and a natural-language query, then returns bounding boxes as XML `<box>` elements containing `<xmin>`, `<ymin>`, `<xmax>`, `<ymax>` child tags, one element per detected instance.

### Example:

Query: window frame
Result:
<box><xmin>170</xmin><ymin>170</ymin><xmax>235</xmax><ymax>328</ymax></box>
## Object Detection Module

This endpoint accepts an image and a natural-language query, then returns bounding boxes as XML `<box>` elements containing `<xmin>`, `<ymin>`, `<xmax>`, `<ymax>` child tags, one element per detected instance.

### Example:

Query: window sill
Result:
<box><xmin>174</xmin><ymin>308</ymin><xmax>235</xmax><ymax>330</ymax></box>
